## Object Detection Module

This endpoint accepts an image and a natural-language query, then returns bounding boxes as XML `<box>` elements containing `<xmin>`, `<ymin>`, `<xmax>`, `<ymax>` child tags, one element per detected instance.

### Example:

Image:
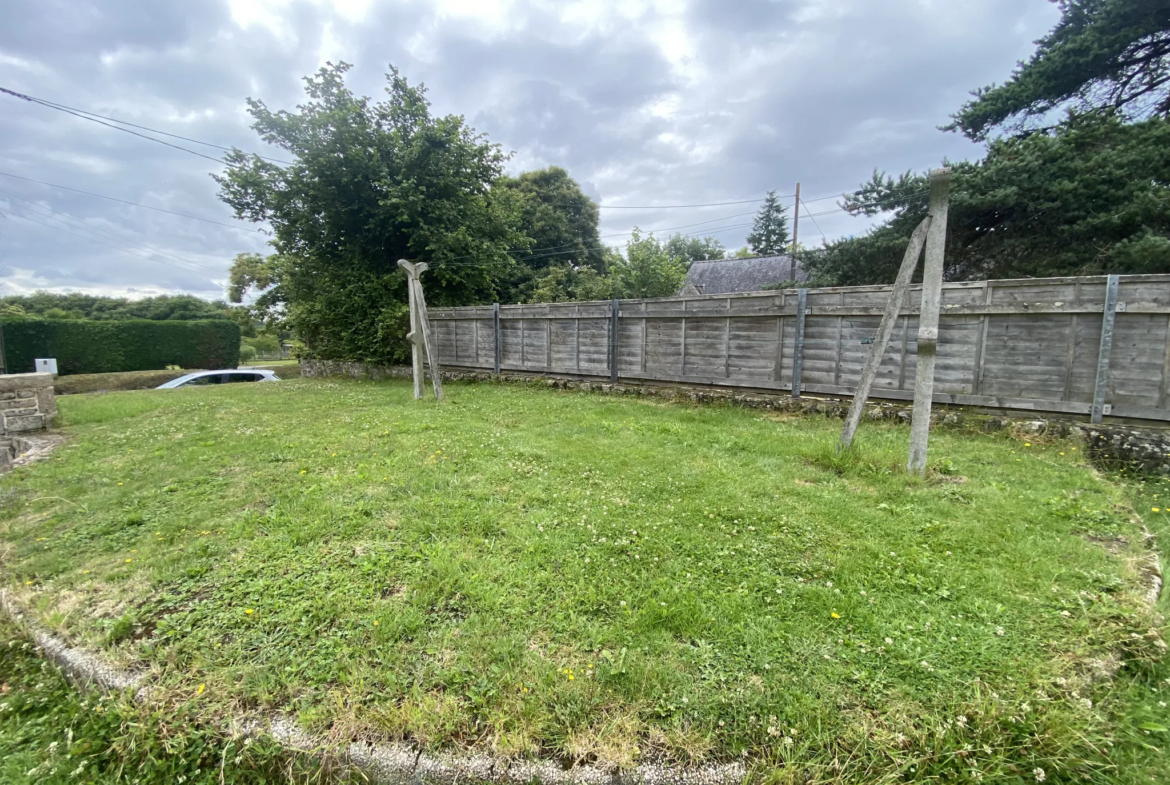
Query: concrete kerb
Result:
<box><xmin>0</xmin><ymin>583</ymin><xmax>750</xmax><ymax>785</ymax></box>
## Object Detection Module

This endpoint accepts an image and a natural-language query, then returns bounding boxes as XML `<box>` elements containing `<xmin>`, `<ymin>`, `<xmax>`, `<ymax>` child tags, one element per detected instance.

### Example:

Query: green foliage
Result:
<box><xmin>0</xmin><ymin>293</ymin><xmax>233</xmax><ymax>322</ymax></box>
<box><xmin>215</xmin><ymin>62</ymin><xmax>525</xmax><ymax>365</ymax></box>
<box><xmin>239</xmin><ymin>343</ymin><xmax>258</xmax><ymax>363</ymax></box>
<box><xmin>745</xmin><ymin>190</ymin><xmax>790</xmax><ymax>256</ymax></box>
<box><xmin>2</xmin><ymin>379</ymin><xmax>1166</xmax><ymax>779</ymax></box>
<box><xmin>663</xmin><ymin>234</ymin><xmax>725</xmax><ymax>267</ymax></box>
<box><xmin>803</xmin><ymin>112</ymin><xmax>1170</xmax><ymax>285</ymax></box>
<box><xmin>501</xmin><ymin>167</ymin><xmax>602</xmax><ymax>270</ymax></box>
<box><xmin>526</xmin><ymin>263</ymin><xmax>613</xmax><ymax>303</ymax></box>
<box><xmin>609</xmin><ymin>230</ymin><xmax>687</xmax><ymax>298</ymax></box>
<box><xmin>950</xmin><ymin>0</ymin><xmax>1170</xmax><ymax>140</ymax></box>
<box><xmin>0</xmin><ymin>319</ymin><xmax>240</xmax><ymax>375</ymax></box>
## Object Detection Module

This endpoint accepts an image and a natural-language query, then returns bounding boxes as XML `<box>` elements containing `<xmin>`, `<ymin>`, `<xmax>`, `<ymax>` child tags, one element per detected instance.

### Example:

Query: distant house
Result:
<box><xmin>678</xmin><ymin>254</ymin><xmax>808</xmax><ymax>296</ymax></box>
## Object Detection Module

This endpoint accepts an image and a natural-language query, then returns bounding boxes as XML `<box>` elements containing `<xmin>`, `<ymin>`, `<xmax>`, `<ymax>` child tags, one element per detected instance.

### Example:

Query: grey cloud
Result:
<box><xmin>0</xmin><ymin>0</ymin><xmax>1059</xmax><ymax>297</ymax></box>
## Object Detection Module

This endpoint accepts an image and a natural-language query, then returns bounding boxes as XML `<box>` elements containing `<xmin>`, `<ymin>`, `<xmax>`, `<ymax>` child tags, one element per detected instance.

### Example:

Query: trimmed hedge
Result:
<box><xmin>0</xmin><ymin>319</ymin><xmax>240</xmax><ymax>375</ymax></box>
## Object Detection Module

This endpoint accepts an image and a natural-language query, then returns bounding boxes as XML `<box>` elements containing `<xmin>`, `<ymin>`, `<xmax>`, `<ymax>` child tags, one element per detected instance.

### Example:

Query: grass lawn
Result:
<box><xmin>1</xmin><ymin>378</ymin><xmax>1167</xmax><ymax>783</ymax></box>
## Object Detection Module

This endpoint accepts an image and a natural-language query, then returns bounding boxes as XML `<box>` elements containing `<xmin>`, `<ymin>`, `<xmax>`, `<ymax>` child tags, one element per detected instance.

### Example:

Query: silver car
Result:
<box><xmin>156</xmin><ymin>369</ymin><xmax>281</xmax><ymax>388</ymax></box>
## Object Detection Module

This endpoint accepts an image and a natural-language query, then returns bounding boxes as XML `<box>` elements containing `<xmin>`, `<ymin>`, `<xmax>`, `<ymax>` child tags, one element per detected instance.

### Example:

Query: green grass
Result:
<box><xmin>1</xmin><ymin>378</ymin><xmax>1167</xmax><ymax>783</ymax></box>
<box><xmin>0</xmin><ymin>619</ymin><xmax>359</xmax><ymax>785</ymax></box>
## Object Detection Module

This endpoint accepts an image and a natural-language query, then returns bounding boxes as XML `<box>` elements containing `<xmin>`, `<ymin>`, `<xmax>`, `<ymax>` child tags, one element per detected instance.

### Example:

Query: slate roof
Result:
<box><xmin>679</xmin><ymin>254</ymin><xmax>807</xmax><ymax>295</ymax></box>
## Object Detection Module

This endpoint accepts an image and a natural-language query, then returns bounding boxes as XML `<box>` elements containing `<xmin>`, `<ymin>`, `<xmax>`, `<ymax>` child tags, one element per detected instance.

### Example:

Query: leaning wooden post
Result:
<box><xmin>838</xmin><ymin>215</ymin><xmax>932</xmax><ymax>451</ymax></box>
<box><xmin>402</xmin><ymin>262</ymin><xmax>424</xmax><ymax>399</ymax></box>
<box><xmin>398</xmin><ymin>259</ymin><xmax>444</xmax><ymax>401</ymax></box>
<box><xmin>907</xmin><ymin>169</ymin><xmax>953</xmax><ymax>475</ymax></box>
<box><xmin>410</xmin><ymin>277</ymin><xmax>445</xmax><ymax>401</ymax></box>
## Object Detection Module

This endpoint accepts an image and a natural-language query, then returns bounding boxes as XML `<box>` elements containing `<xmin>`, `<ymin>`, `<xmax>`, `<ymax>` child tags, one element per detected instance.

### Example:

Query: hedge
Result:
<box><xmin>0</xmin><ymin>319</ymin><xmax>240</xmax><ymax>376</ymax></box>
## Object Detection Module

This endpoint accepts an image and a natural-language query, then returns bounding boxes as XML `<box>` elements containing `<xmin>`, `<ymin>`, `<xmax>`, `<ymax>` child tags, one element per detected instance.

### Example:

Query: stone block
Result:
<box><xmin>0</xmin><ymin>391</ymin><xmax>14</xmax><ymax>401</ymax></box>
<box><xmin>0</xmin><ymin>398</ymin><xmax>34</xmax><ymax>411</ymax></box>
<box><xmin>2</xmin><ymin>408</ymin><xmax>37</xmax><ymax>418</ymax></box>
<box><xmin>36</xmin><ymin>388</ymin><xmax>57</xmax><ymax>415</ymax></box>
<box><xmin>5</xmin><ymin>414</ymin><xmax>44</xmax><ymax>432</ymax></box>
<box><xmin>16</xmin><ymin>390</ymin><xmax>34</xmax><ymax>399</ymax></box>
<box><xmin>0</xmin><ymin>373</ymin><xmax>54</xmax><ymax>393</ymax></box>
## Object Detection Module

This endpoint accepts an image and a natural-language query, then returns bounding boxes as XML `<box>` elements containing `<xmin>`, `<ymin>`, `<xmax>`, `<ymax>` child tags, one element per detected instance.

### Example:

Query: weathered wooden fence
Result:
<box><xmin>428</xmin><ymin>274</ymin><xmax>1170</xmax><ymax>423</ymax></box>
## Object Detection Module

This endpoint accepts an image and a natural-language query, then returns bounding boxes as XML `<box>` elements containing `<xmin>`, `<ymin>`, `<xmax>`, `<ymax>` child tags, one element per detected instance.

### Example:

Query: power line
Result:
<box><xmin>11</xmin><ymin>212</ymin><xmax>224</xmax><ymax>280</ymax></box>
<box><xmin>599</xmin><ymin>197</ymin><xmax>771</xmax><ymax>210</ymax></box>
<box><xmin>2</xmin><ymin>87</ymin><xmax>241</xmax><ymax>166</ymax></box>
<box><xmin>0</xmin><ymin>171</ymin><xmax>263</xmax><ymax>233</ymax></box>
<box><xmin>22</xmin><ymin>94</ymin><xmax>293</xmax><ymax>165</ymax></box>
<box><xmin>800</xmin><ymin>198</ymin><xmax>828</xmax><ymax>245</ymax></box>
<box><xmin>0</xmin><ymin>188</ymin><xmax>224</xmax><ymax>276</ymax></box>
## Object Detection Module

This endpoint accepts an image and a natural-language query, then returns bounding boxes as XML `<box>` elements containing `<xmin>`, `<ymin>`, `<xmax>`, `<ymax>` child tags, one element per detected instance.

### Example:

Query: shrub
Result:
<box><xmin>0</xmin><ymin>319</ymin><xmax>240</xmax><ymax>375</ymax></box>
<box><xmin>240</xmin><ymin>343</ymin><xmax>258</xmax><ymax>363</ymax></box>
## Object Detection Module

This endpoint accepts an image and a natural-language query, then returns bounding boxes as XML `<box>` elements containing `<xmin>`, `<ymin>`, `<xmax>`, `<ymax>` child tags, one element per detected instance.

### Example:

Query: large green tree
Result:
<box><xmin>950</xmin><ymin>0</ymin><xmax>1170</xmax><ymax>140</ymax></box>
<box><xmin>664</xmin><ymin>234</ymin><xmax>725</xmax><ymax>267</ymax></box>
<box><xmin>609</xmin><ymin>230</ymin><xmax>687</xmax><ymax>299</ymax></box>
<box><xmin>805</xmin><ymin>1</ymin><xmax>1170</xmax><ymax>286</ymax></box>
<box><xmin>745</xmin><ymin>191</ymin><xmax>790</xmax><ymax>256</ymax></box>
<box><xmin>215</xmin><ymin>62</ymin><xmax>525</xmax><ymax>365</ymax></box>
<box><xmin>802</xmin><ymin>112</ymin><xmax>1170</xmax><ymax>285</ymax></box>
<box><xmin>495</xmin><ymin>167</ymin><xmax>603</xmax><ymax>303</ymax></box>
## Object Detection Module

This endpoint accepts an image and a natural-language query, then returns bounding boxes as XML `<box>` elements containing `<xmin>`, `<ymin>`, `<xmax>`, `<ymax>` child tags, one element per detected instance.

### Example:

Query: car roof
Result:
<box><xmin>159</xmin><ymin>369</ymin><xmax>277</xmax><ymax>387</ymax></box>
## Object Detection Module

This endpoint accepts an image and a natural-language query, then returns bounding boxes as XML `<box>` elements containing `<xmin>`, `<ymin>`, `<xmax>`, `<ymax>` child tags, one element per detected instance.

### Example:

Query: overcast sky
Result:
<box><xmin>0</xmin><ymin>0</ymin><xmax>1059</xmax><ymax>302</ymax></box>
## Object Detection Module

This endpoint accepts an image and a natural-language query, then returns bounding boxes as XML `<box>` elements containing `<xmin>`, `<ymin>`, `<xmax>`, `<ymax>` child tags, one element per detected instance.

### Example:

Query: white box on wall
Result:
<box><xmin>35</xmin><ymin>358</ymin><xmax>58</xmax><ymax>375</ymax></box>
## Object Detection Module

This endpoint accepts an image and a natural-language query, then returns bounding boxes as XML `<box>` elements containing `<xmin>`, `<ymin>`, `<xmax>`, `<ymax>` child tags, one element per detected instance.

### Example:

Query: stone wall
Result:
<box><xmin>0</xmin><ymin>372</ymin><xmax>56</xmax><ymax>435</ymax></box>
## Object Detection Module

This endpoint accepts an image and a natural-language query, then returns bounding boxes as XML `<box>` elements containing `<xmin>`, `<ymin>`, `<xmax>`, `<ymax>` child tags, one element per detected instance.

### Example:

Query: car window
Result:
<box><xmin>184</xmin><ymin>375</ymin><xmax>222</xmax><ymax>386</ymax></box>
<box><xmin>223</xmin><ymin>373</ymin><xmax>264</xmax><ymax>383</ymax></box>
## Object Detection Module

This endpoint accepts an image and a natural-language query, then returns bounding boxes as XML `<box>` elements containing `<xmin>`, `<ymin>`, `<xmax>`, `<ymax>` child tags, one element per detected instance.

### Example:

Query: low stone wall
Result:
<box><xmin>0</xmin><ymin>373</ymin><xmax>58</xmax><ymax>470</ymax></box>
<box><xmin>299</xmin><ymin>359</ymin><xmax>1170</xmax><ymax>476</ymax></box>
<box><xmin>0</xmin><ymin>372</ymin><xmax>55</xmax><ymax>434</ymax></box>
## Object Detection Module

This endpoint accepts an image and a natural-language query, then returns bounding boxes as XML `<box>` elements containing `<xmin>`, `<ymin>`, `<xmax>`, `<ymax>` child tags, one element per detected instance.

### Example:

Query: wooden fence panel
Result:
<box><xmin>427</xmin><ymin>274</ymin><xmax>1170</xmax><ymax>422</ymax></box>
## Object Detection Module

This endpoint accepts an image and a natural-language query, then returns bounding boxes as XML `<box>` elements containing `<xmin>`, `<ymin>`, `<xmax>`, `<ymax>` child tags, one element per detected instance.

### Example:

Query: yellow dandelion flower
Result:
<box><xmin>1154</xmin><ymin>508</ymin><xmax>1161</xmax><ymax>513</ymax></box>
<box><xmin>117</xmin><ymin>482</ymin><xmax>123</xmax><ymax>486</ymax></box>
<box><xmin>1024</xmin><ymin>442</ymin><xmax>1031</xmax><ymax>447</ymax></box>
<box><xmin>125</xmin><ymin>558</ymin><xmax>132</xmax><ymax>563</ymax></box>
<box><xmin>245</xmin><ymin>608</ymin><xmax>254</xmax><ymax>615</ymax></box>
<box><xmin>374</xmin><ymin>620</ymin><xmax>379</xmax><ymax>626</ymax></box>
<box><xmin>830</xmin><ymin>612</ymin><xmax>841</xmax><ymax>619</ymax></box>
<box><xmin>197</xmin><ymin>684</ymin><xmax>206</xmax><ymax>695</ymax></box>
<box><xmin>300</xmin><ymin>470</ymin><xmax>307</xmax><ymax>475</ymax></box>
<box><xmin>522</xmin><ymin>687</ymin><xmax>529</xmax><ymax>693</ymax></box>
<box><xmin>568</xmin><ymin>674</ymin><xmax>575</xmax><ymax>680</ymax></box>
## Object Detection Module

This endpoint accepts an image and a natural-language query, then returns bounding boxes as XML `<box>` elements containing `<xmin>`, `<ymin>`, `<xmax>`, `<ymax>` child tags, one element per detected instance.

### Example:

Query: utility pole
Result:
<box><xmin>790</xmin><ymin>182</ymin><xmax>801</xmax><ymax>282</ymax></box>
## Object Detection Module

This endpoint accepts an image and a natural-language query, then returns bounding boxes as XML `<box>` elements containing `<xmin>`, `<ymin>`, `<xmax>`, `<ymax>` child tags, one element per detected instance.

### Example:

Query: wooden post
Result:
<box><xmin>1091</xmin><ymin>274</ymin><xmax>1120</xmax><ymax>423</ymax></box>
<box><xmin>610</xmin><ymin>298</ymin><xmax>620</xmax><ymax>383</ymax></box>
<box><xmin>404</xmin><ymin>263</ymin><xmax>424</xmax><ymax>399</ymax></box>
<box><xmin>493</xmin><ymin>303</ymin><xmax>501</xmax><ymax>374</ymax></box>
<box><xmin>907</xmin><ymin>169</ymin><xmax>952</xmax><ymax>475</ymax></box>
<box><xmin>790</xmin><ymin>182</ymin><xmax>801</xmax><ymax>282</ymax></box>
<box><xmin>838</xmin><ymin>215</ymin><xmax>932</xmax><ymax>451</ymax></box>
<box><xmin>791</xmin><ymin>288</ymin><xmax>808</xmax><ymax>397</ymax></box>
<box><xmin>398</xmin><ymin>259</ymin><xmax>444</xmax><ymax>401</ymax></box>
